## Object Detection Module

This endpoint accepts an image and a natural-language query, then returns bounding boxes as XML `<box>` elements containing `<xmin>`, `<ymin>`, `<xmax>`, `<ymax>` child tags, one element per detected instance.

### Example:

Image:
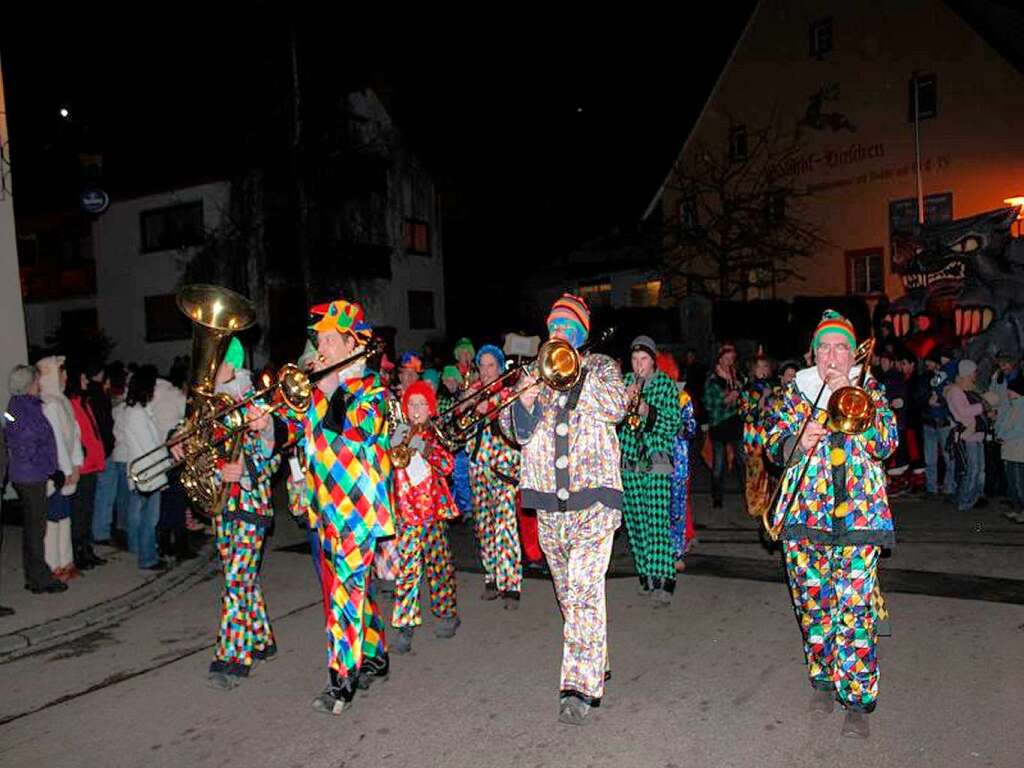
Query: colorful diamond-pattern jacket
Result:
<box><xmin>740</xmin><ymin>379</ymin><xmax>776</xmax><ymax>451</ymax></box>
<box><xmin>278</xmin><ymin>374</ymin><xmax>394</xmax><ymax>545</ymax></box>
<box><xmin>619</xmin><ymin>370</ymin><xmax>681</xmax><ymax>469</ymax></box>
<box><xmin>222</xmin><ymin>430</ymin><xmax>281</xmax><ymax>527</ymax></box>
<box><xmin>466</xmin><ymin>382</ymin><xmax>520</xmax><ymax>484</ymax></box>
<box><xmin>393</xmin><ymin>427</ymin><xmax>459</xmax><ymax>526</ymax></box>
<box><xmin>765</xmin><ymin>368</ymin><xmax>897</xmax><ymax>547</ymax></box>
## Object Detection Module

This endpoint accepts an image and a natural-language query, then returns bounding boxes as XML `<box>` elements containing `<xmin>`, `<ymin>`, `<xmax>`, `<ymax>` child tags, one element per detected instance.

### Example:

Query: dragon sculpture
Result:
<box><xmin>885</xmin><ymin>205</ymin><xmax>1024</xmax><ymax>377</ymax></box>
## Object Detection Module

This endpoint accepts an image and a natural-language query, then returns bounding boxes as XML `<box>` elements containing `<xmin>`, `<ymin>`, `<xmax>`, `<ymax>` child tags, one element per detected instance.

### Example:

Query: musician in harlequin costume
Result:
<box><xmin>655</xmin><ymin>352</ymin><xmax>698</xmax><ymax>567</ymax></box>
<box><xmin>740</xmin><ymin>355</ymin><xmax>775</xmax><ymax>516</ymax></box>
<box><xmin>467</xmin><ymin>343</ymin><xmax>523</xmax><ymax>607</ymax></box>
<box><xmin>453</xmin><ymin>337</ymin><xmax>476</xmax><ymax>382</ymax></box>
<box><xmin>390</xmin><ymin>380</ymin><xmax>460</xmax><ymax>654</ymax></box>
<box><xmin>439</xmin><ymin>365</ymin><xmax>473</xmax><ymax>515</ymax></box>
<box><xmin>618</xmin><ymin>336</ymin><xmax>681</xmax><ymax>606</ymax></box>
<box><xmin>765</xmin><ymin>310</ymin><xmax>897</xmax><ymax>739</ymax></box>
<box><xmin>277</xmin><ymin>299</ymin><xmax>395</xmax><ymax>715</ymax></box>
<box><xmin>207</xmin><ymin>395</ymin><xmax>281</xmax><ymax>689</ymax></box>
<box><xmin>510</xmin><ymin>292</ymin><xmax>627</xmax><ymax>725</ymax></box>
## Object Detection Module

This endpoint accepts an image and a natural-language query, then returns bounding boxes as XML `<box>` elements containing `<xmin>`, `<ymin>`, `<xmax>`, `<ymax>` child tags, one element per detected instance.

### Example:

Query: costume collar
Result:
<box><xmin>794</xmin><ymin>364</ymin><xmax>864</xmax><ymax>409</ymax></box>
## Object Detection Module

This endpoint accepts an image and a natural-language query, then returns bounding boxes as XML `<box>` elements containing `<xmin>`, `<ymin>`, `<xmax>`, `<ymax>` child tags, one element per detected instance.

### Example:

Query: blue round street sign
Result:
<box><xmin>80</xmin><ymin>188</ymin><xmax>110</xmax><ymax>215</ymax></box>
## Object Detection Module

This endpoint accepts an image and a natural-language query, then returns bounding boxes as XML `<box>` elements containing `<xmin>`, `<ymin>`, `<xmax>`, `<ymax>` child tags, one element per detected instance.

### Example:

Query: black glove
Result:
<box><xmin>49</xmin><ymin>469</ymin><xmax>65</xmax><ymax>489</ymax></box>
<box><xmin>322</xmin><ymin>389</ymin><xmax>351</xmax><ymax>434</ymax></box>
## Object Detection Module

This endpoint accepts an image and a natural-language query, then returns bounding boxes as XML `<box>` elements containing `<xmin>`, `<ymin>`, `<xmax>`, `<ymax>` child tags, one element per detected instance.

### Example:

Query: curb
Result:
<box><xmin>0</xmin><ymin>545</ymin><xmax>218</xmax><ymax>664</ymax></box>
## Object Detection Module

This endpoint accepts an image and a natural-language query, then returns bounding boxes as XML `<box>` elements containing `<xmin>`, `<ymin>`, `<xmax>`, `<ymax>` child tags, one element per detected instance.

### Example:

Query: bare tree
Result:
<box><xmin>659</xmin><ymin>113</ymin><xmax>830</xmax><ymax>301</ymax></box>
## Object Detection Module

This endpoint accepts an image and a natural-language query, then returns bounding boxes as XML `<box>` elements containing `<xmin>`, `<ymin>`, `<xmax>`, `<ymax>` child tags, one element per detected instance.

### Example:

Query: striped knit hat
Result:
<box><xmin>813</xmin><ymin>309</ymin><xmax>856</xmax><ymax>349</ymax></box>
<box><xmin>546</xmin><ymin>292</ymin><xmax>591</xmax><ymax>348</ymax></box>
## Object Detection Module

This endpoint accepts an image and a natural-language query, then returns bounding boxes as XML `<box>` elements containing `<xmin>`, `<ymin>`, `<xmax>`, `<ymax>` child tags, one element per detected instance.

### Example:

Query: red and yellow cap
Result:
<box><xmin>308</xmin><ymin>299</ymin><xmax>372</xmax><ymax>342</ymax></box>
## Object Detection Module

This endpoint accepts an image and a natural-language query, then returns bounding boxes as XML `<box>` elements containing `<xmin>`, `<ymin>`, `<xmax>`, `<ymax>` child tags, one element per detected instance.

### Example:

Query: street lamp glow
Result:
<box><xmin>59</xmin><ymin>107</ymin><xmax>70</xmax><ymax>119</ymax></box>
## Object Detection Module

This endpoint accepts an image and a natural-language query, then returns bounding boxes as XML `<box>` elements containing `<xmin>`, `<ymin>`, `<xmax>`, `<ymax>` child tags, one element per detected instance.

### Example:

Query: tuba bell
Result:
<box><xmin>130</xmin><ymin>285</ymin><xmax>256</xmax><ymax>514</ymax></box>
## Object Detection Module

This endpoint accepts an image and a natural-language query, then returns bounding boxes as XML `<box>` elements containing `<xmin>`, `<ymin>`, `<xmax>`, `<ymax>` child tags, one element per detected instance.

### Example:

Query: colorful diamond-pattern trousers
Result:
<box><xmin>622</xmin><ymin>470</ymin><xmax>675</xmax><ymax>580</ymax></box>
<box><xmin>391</xmin><ymin>519</ymin><xmax>457</xmax><ymax>628</ymax></box>
<box><xmin>318</xmin><ymin>529</ymin><xmax>387</xmax><ymax>684</ymax></box>
<box><xmin>469</xmin><ymin>467</ymin><xmax>522</xmax><ymax>593</ymax></box>
<box><xmin>784</xmin><ymin>540</ymin><xmax>881</xmax><ymax>712</ymax></box>
<box><xmin>537</xmin><ymin>503</ymin><xmax>620</xmax><ymax>702</ymax></box>
<box><xmin>210</xmin><ymin>517</ymin><xmax>274</xmax><ymax>677</ymax></box>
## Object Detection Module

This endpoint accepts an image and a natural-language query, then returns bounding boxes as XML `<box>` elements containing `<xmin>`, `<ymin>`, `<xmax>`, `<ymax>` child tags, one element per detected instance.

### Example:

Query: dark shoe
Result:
<box><xmin>87</xmin><ymin>549</ymin><xmax>108</xmax><ymax>566</ymax></box>
<box><xmin>974</xmin><ymin>498</ymin><xmax>989</xmax><ymax>509</ymax></box>
<box><xmin>391</xmin><ymin>627</ymin><xmax>414</xmax><ymax>655</ymax></box>
<box><xmin>809</xmin><ymin>688</ymin><xmax>835</xmax><ymax>714</ymax></box>
<box><xmin>558</xmin><ymin>696</ymin><xmax>592</xmax><ymax>726</ymax></box>
<box><xmin>435</xmin><ymin>616</ymin><xmax>460</xmax><ymax>639</ymax></box>
<box><xmin>637</xmin><ymin>575</ymin><xmax>651</xmax><ymax>596</ymax></box>
<box><xmin>841</xmin><ymin>710</ymin><xmax>870</xmax><ymax>739</ymax></box>
<box><xmin>481</xmin><ymin>582</ymin><xmax>499</xmax><ymax>601</ymax></box>
<box><xmin>357</xmin><ymin>652</ymin><xmax>390</xmax><ymax>689</ymax></box>
<box><xmin>206</xmin><ymin>672</ymin><xmax>239</xmax><ymax>691</ymax></box>
<box><xmin>502</xmin><ymin>591</ymin><xmax>521</xmax><ymax>610</ymax></box>
<box><xmin>651</xmin><ymin>588</ymin><xmax>672</xmax><ymax>608</ymax></box>
<box><xmin>26</xmin><ymin>580</ymin><xmax>68</xmax><ymax>594</ymax></box>
<box><xmin>312</xmin><ymin>672</ymin><xmax>356</xmax><ymax>715</ymax></box>
<box><xmin>0</xmin><ymin>605</ymin><xmax>15</xmax><ymax>617</ymax></box>
<box><xmin>712</xmin><ymin>498</ymin><xmax>723</xmax><ymax>509</ymax></box>
<box><xmin>74</xmin><ymin>554</ymin><xmax>95</xmax><ymax>571</ymax></box>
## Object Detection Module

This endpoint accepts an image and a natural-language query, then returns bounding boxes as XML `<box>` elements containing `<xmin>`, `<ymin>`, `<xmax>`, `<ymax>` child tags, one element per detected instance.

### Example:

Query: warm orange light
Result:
<box><xmin>1003</xmin><ymin>197</ymin><xmax>1024</xmax><ymax>219</ymax></box>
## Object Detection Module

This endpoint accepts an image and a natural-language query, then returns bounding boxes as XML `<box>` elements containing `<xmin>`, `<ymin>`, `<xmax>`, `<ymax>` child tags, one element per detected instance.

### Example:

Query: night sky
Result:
<box><xmin>2</xmin><ymin>6</ymin><xmax>755</xmax><ymax>327</ymax></box>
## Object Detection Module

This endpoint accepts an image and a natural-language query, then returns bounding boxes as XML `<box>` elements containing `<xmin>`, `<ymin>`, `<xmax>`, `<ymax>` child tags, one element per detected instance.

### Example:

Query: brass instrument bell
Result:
<box><xmin>824</xmin><ymin>338</ymin><xmax>877</xmax><ymax>435</ymax></box>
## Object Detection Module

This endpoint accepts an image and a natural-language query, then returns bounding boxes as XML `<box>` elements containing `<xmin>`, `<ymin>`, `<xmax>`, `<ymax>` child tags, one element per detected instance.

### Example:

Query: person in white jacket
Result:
<box><xmin>115</xmin><ymin>365</ymin><xmax>168</xmax><ymax>571</ymax></box>
<box><xmin>36</xmin><ymin>356</ymin><xmax>81</xmax><ymax>580</ymax></box>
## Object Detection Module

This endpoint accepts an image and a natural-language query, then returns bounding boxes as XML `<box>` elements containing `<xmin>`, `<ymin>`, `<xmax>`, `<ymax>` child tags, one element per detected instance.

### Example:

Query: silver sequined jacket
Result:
<box><xmin>508</xmin><ymin>353</ymin><xmax>627</xmax><ymax>512</ymax></box>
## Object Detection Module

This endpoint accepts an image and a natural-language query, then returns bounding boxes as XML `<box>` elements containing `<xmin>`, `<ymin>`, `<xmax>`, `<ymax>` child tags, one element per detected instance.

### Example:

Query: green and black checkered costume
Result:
<box><xmin>619</xmin><ymin>370</ymin><xmax>681</xmax><ymax>585</ymax></box>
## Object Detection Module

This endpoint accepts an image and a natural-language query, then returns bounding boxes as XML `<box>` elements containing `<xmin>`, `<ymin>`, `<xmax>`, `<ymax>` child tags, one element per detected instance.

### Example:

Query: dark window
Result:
<box><xmin>846</xmin><ymin>249</ymin><xmax>884</xmax><ymax>296</ymax></box>
<box><xmin>764</xmin><ymin>192</ymin><xmax>786</xmax><ymax>226</ymax></box>
<box><xmin>140</xmin><ymin>201</ymin><xmax>204</xmax><ymax>253</ymax></box>
<box><xmin>404</xmin><ymin>219</ymin><xmax>431</xmax><ymax>255</ymax></box>
<box><xmin>61</xmin><ymin>307</ymin><xmax>99</xmax><ymax>333</ymax></box>
<box><xmin>679</xmin><ymin>196</ymin><xmax>699</xmax><ymax>231</ymax></box>
<box><xmin>145</xmin><ymin>294</ymin><xmax>192</xmax><ymax>342</ymax></box>
<box><xmin>908</xmin><ymin>73</ymin><xmax>938</xmax><ymax>121</ymax></box>
<box><xmin>408</xmin><ymin>290</ymin><xmax>435</xmax><ymax>330</ymax></box>
<box><xmin>809</xmin><ymin>17</ymin><xmax>833</xmax><ymax>59</ymax></box>
<box><xmin>729</xmin><ymin>125</ymin><xmax>748</xmax><ymax>163</ymax></box>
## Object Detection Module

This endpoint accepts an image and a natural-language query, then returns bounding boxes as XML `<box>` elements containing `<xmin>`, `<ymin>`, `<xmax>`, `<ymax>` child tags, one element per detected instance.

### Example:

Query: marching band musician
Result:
<box><xmin>739</xmin><ymin>354</ymin><xmax>775</xmax><ymax>517</ymax></box>
<box><xmin>277</xmin><ymin>299</ymin><xmax>394</xmax><ymax>715</ymax></box>
<box><xmin>510</xmin><ymin>293</ymin><xmax>627</xmax><ymax>725</ymax></box>
<box><xmin>467</xmin><ymin>344</ymin><xmax>523</xmax><ymax>608</ymax></box>
<box><xmin>765</xmin><ymin>310</ymin><xmax>897</xmax><ymax>739</ymax></box>
<box><xmin>389</xmin><ymin>380</ymin><xmax>461</xmax><ymax>654</ymax></box>
<box><xmin>618</xmin><ymin>335</ymin><xmax>681</xmax><ymax>606</ymax></box>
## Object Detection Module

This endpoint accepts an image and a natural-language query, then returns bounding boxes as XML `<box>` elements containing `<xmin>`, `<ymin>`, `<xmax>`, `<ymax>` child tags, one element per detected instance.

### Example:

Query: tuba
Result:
<box><xmin>130</xmin><ymin>285</ymin><xmax>256</xmax><ymax>514</ymax></box>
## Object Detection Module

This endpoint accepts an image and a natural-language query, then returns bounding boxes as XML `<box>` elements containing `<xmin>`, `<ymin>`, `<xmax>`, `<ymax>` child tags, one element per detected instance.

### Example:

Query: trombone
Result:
<box><xmin>438</xmin><ymin>327</ymin><xmax>614</xmax><ymax>447</ymax></box>
<box><xmin>761</xmin><ymin>338</ymin><xmax>877</xmax><ymax>540</ymax></box>
<box><xmin>129</xmin><ymin>339</ymin><xmax>382</xmax><ymax>488</ymax></box>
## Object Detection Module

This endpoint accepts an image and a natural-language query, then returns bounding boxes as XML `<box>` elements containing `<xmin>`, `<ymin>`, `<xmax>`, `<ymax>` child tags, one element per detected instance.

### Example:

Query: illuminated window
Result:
<box><xmin>578</xmin><ymin>281</ymin><xmax>612</xmax><ymax>308</ymax></box>
<box><xmin>630</xmin><ymin>280</ymin><xmax>661</xmax><ymax>308</ymax></box>
<box><xmin>404</xmin><ymin>220</ymin><xmax>431</xmax><ymax>255</ymax></box>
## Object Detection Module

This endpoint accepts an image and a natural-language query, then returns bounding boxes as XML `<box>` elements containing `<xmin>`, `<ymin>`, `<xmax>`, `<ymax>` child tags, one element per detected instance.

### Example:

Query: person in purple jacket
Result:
<box><xmin>5</xmin><ymin>364</ymin><xmax>68</xmax><ymax>594</ymax></box>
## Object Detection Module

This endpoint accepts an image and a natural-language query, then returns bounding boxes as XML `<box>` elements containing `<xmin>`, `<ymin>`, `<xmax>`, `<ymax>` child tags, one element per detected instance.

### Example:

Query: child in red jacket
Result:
<box><xmin>390</xmin><ymin>381</ymin><xmax>460</xmax><ymax>653</ymax></box>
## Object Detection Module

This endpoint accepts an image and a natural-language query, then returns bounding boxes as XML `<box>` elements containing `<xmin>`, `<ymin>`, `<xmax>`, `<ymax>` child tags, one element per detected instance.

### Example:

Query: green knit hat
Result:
<box><xmin>441</xmin><ymin>364</ymin><xmax>463</xmax><ymax>385</ymax></box>
<box><xmin>223</xmin><ymin>338</ymin><xmax>245</xmax><ymax>369</ymax></box>
<box><xmin>453</xmin><ymin>337</ymin><xmax>475</xmax><ymax>358</ymax></box>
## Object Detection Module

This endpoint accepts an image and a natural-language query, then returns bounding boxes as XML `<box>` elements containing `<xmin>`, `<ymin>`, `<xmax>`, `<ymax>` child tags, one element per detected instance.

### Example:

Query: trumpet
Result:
<box><xmin>624</xmin><ymin>385</ymin><xmax>645</xmax><ymax>431</ymax></box>
<box><xmin>761</xmin><ymin>338</ymin><xmax>877</xmax><ymax>540</ymax></box>
<box><xmin>438</xmin><ymin>327</ymin><xmax>614</xmax><ymax>447</ymax></box>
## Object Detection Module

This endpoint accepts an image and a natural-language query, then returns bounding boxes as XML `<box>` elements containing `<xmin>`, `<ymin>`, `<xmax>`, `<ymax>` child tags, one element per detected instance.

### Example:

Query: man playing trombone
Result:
<box><xmin>509</xmin><ymin>293</ymin><xmax>627</xmax><ymax>725</ymax></box>
<box><xmin>765</xmin><ymin>310</ymin><xmax>897</xmax><ymax>739</ymax></box>
<box><xmin>279</xmin><ymin>299</ymin><xmax>395</xmax><ymax>715</ymax></box>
